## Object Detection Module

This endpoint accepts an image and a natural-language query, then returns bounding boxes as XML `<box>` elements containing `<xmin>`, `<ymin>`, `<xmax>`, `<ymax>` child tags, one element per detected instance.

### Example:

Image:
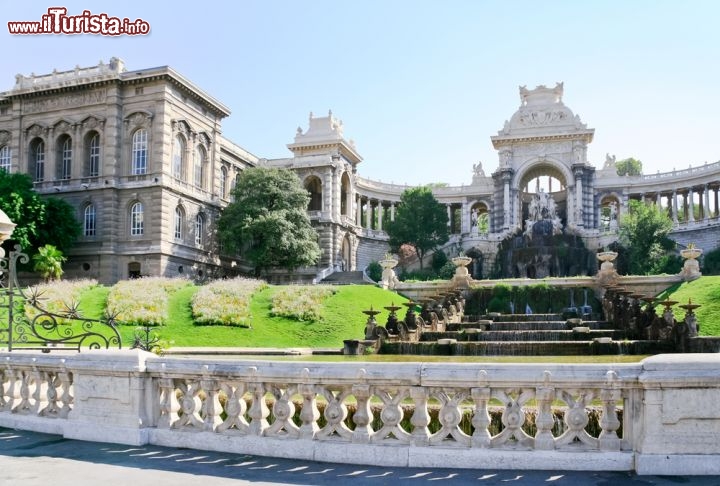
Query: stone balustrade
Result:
<box><xmin>1</xmin><ymin>350</ymin><xmax>719</xmax><ymax>475</ymax></box>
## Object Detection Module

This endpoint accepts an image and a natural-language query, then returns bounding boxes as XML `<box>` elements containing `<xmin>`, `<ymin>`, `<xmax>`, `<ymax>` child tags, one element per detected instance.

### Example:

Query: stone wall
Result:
<box><xmin>670</xmin><ymin>224</ymin><xmax>720</xmax><ymax>254</ymax></box>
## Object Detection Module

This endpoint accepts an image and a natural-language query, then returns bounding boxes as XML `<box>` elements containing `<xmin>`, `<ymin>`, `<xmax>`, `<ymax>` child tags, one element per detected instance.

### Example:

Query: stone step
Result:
<box><xmin>382</xmin><ymin>340</ymin><xmax>676</xmax><ymax>356</ymax></box>
<box><xmin>321</xmin><ymin>271</ymin><xmax>369</xmax><ymax>285</ymax></box>
<box><xmin>420</xmin><ymin>329</ymin><xmax>624</xmax><ymax>342</ymax></box>
<box><xmin>472</xmin><ymin>321</ymin><xmax>617</xmax><ymax>331</ymax></box>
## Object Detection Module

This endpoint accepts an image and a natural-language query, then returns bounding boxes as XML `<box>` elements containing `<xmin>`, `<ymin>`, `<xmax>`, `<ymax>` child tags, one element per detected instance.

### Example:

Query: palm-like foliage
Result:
<box><xmin>32</xmin><ymin>244</ymin><xmax>66</xmax><ymax>281</ymax></box>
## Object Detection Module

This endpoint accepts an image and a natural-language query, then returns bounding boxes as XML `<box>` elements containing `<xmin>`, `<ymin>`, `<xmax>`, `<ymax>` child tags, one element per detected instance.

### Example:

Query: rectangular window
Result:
<box><xmin>132</xmin><ymin>129</ymin><xmax>148</xmax><ymax>175</ymax></box>
<box><xmin>89</xmin><ymin>135</ymin><xmax>100</xmax><ymax>177</ymax></box>
<box><xmin>0</xmin><ymin>146</ymin><xmax>10</xmax><ymax>172</ymax></box>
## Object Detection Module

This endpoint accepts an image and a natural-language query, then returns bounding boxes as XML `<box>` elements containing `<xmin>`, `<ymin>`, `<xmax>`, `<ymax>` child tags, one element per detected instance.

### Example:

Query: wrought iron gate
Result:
<box><xmin>0</xmin><ymin>245</ymin><xmax>121</xmax><ymax>351</ymax></box>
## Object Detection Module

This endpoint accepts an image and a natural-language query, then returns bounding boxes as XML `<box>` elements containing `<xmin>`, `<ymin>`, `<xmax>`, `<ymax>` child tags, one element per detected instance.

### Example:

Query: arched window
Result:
<box><xmin>195</xmin><ymin>213</ymin><xmax>204</xmax><ymax>246</ymax></box>
<box><xmin>174</xmin><ymin>206</ymin><xmax>184</xmax><ymax>240</ymax></box>
<box><xmin>130</xmin><ymin>202</ymin><xmax>144</xmax><ymax>236</ymax></box>
<box><xmin>220</xmin><ymin>166</ymin><xmax>228</xmax><ymax>199</ymax></box>
<box><xmin>305</xmin><ymin>176</ymin><xmax>322</xmax><ymax>211</ymax></box>
<box><xmin>131</xmin><ymin>129</ymin><xmax>147</xmax><ymax>175</ymax></box>
<box><xmin>87</xmin><ymin>132</ymin><xmax>100</xmax><ymax>177</ymax></box>
<box><xmin>58</xmin><ymin>135</ymin><xmax>72</xmax><ymax>180</ymax></box>
<box><xmin>30</xmin><ymin>139</ymin><xmax>45</xmax><ymax>182</ymax></box>
<box><xmin>193</xmin><ymin>146</ymin><xmax>206</xmax><ymax>189</ymax></box>
<box><xmin>0</xmin><ymin>145</ymin><xmax>10</xmax><ymax>173</ymax></box>
<box><xmin>83</xmin><ymin>204</ymin><xmax>96</xmax><ymax>237</ymax></box>
<box><xmin>172</xmin><ymin>136</ymin><xmax>184</xmax><ymax>180</ymax></box>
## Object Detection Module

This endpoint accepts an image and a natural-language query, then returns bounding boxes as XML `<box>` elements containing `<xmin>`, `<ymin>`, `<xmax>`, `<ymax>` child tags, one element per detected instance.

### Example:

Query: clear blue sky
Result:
<box><xmin>2</xmin><ymin>0</ymin><xmax>719</xmax><ymax>186</ymax></box>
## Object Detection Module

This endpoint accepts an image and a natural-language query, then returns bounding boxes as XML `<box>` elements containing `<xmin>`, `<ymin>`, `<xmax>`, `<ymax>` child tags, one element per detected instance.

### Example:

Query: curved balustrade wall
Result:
<box><xmin>0</xmin><ymin>350</ymin><xmax>719</xmax><ymax>475</ymax></box>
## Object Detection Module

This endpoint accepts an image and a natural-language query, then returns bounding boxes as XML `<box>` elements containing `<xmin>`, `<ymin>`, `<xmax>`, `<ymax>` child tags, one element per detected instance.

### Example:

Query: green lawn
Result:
<box><xmin>658</xmin><ymin>275</ymin><xmax>720</xmax><ymax>336</ymax></box>
<box><xmin>77</xmin><ymin>284</ymin><xmax>409</xmax><ymax>349</ymax></box>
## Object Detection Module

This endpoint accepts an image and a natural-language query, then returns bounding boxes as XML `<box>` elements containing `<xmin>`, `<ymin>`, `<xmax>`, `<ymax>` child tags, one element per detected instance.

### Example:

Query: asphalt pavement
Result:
<box><xmin>1</xmin><ymin>427</ymin><xmax>718</xmax><ymax>486</ymax></box>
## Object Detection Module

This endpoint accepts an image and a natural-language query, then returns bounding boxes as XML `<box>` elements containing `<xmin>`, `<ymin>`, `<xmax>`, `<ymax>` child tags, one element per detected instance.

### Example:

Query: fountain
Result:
<box><xmin>494</xmin><ymin>192</ymin><xmax>596</xmax><ymax>278</ymax></box>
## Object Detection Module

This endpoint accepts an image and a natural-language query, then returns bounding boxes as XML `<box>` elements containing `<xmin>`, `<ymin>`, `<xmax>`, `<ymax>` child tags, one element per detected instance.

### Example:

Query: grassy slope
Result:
<box><xmin>657</xmin><ymin>275</ymin><xmax>720</xmax><ymax>336</ymax></box>
<box><xmin>77</xmin><ymin>284</ymin><xmax>409</xmax><ymax>348</ymax></box>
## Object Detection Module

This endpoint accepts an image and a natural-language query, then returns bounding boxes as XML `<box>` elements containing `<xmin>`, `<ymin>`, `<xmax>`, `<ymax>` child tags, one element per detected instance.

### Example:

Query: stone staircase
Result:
<box><xmin>382</xmin><ymin>313</ymin><xmax>675</xmax><ymax>356</ymax></box>
<box><xmin>322</xmin><ymin>271</ymin><xmax>370</xmax><ymax>285</ymax></box>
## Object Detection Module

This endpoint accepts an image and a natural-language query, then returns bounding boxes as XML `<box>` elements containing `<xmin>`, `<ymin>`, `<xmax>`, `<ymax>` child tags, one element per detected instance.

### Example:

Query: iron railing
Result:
<box><xmin>0</xmin><ymin>245</ymin><xmax>121</xmax><ymax>352</ymax></box>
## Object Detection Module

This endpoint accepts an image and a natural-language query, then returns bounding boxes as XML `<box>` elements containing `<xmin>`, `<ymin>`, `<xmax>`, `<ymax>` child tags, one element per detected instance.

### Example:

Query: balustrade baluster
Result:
<box><xmin>535</xmin><ymin>371</ymin><xmax>556</xmax><ymax>450</ymax></box>
<box><xmin>200</xmin><ymin>378</ymin><xmax>222</xmax><ymax>432</ymax></box>
<box><xmin>409</xmin><ymin>386</ymin><xmax>430</xmax><ymax>445</ymax></box>
<box><xmin>599</xmin><ymin>371</ymin><xmax>622</xmax><ymax>451</ymax></box>
<box><xmin>351</xmin><ymin>384</ymin><xmax>372</xmax><ymax>443</ymax></box>
<box><xmin>471</xmin><ymin>386</ymin><xmax>491</xmax><ymax>448</ymax></box>
<box><xmin>58</xmin><ymin>370</ymin><xmax>72</xmax><ymax>418</ymax></box>
<box><xmin>247</xmin><ymin>382</ymin><xmax>269</xmax><ymax>436</ymax></box>
<box><xmin>298</xmin><ymin>383</ymin><xmax>319</xmax><ymax>439</ymax></box>
<box><xmin>157</xmin><ymin>377</ymin><xmax>179</xmax><ymax>429</ymax></box>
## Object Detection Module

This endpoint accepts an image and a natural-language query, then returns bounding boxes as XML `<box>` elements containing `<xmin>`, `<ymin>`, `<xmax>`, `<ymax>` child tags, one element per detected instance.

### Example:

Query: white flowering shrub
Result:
<box><xmin>270</xmin><ymin>285</ymin><xmax>336</xmax><ymax>322</ymax></box>
<box><xmin>107</xmin><ymin>277</ymin><xmax>192</xmax><ymax>326</ymax></box>
<box><xmin>24</xmin><ymin>279</ymin><xmax>99</xmax><ymax>324</ymax></box>
<box><xmin>191</xmin><ymin>277</ymin><xmax>267</xmax><ymax>326</ymax></box>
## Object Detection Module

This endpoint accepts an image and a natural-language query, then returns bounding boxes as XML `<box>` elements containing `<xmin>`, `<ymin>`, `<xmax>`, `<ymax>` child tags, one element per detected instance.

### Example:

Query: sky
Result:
<box><xmin>2</xmin><ymin>0</ymin><xmax>719</xmax><ymax>186</ymax></box>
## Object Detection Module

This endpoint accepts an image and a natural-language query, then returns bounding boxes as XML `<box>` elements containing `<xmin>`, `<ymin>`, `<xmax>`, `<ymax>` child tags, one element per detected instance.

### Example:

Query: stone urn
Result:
<box><xmin>596</xmin><ymin>251</ymin><xmax>618</xmax><ymax>271</ymax></box>
<box><xmin>379</xmin><ymin>256</ymin><xmax>399</xmax><ymax>290</ymax></box>
<box><xmin>596</xmin><ymin>251</ymin><xmax>619</xmax><ymax>287</ymax></box>
<box><xmin>679</xmin><ymin>246</ymin><xmax>703</xmax><ymax>281</ymax></box>
<box><xmin>451</xmin><ymin>255</ymin><xmax>473</xmax><ymax>288</ymax></box>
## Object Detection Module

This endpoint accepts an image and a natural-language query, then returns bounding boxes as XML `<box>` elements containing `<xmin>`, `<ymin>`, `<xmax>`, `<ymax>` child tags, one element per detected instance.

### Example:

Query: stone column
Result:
<box><xmin>715</xmin><ymin>187</ymin><xmax>719</xmax><ymax>218</ymax></box>
<box><xmin>356</xmin><ymin>195</ymin><xmax>362</xmax><ymax>226</ymax></box>
<box><xmin>656</xmin><ymin>192</ymin><xmax>661</xmax><ymax>207</ymax></box>
<box><xmin>703</xmin><ymin>184</ymin><xmax>710</xmax><ymax>220</ymax></box>
<box><xmin>365</xmin><ymin>199</ymin><xmax>372</xmax><ymax>229</ymax></box>
<box><xmin>377</xmin><ymin>202</ymin><xmax>384</xmax><ymax>231</ymax></box>
<box><xmin>672</xmin><ymin>190</ymin><xmax>678</xmax><ymax>223</ymax></box>
<box><xmin>502</xmin><ymin>172</ymin><xmax>512</xmax><ymax>230</ymax></box>
<box><xmin>461</xmin><ymin>201</ymin><xmax>469</xmax><ymax>234</ymax></box>
<box><xmin>390</xmin><ymin>203</ymin><xmax>395</xmax><ymax>222</ymax></box>
<box><xmin>574</xmin><ymin>168</ymin><xmax>584</xmax><ymax>228</ymax></box>
<box><xmin>688</xmin><ymin>188</ymin><xmax>695</xmax><ymax>222</ymax></box>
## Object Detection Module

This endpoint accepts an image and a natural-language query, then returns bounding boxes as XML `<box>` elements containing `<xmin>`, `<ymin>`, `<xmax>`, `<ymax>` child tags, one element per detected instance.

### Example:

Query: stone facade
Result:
<box><xmin>1</xmin><ymin>61</ymin><xmax>719</xmax><ymax>283</ymax></box>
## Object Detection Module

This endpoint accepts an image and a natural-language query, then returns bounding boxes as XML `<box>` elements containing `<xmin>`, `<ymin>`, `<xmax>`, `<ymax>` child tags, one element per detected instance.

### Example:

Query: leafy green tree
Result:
<box><xmin>34</xmin><ymin>197</ymin><xmax>82</xmax><ymax>254</ymax></box>
<box><xmin>616</xmin><ymin>157</ymin><xmax>643</xmax><ymax>176</ymax></box>
<box><xmin>386</xmin><ymin>186</ymin><xmax>449</xmax><ymax>269</ymax></box>
<box><xmin>32</xmin><ymin>244</ymin><xmax>66</xmax><ymax>281</ymax></box>
<box><xmin>0</xmin><ymin>172</ymin><xmax>81</xmax><ymax>257</ymax></box>
<box><xmin>619</xmin><ymin>199</ymin><xmax>677</xmax><ymax>275</ymax></box>
<box><xmin>217</xmin><ymin>167</ymin><xmax>321</xmax><ymax>277</ymax></box>
<box><xmin>0</xmin><ymin>171</ymin><xmax>46</xmax><ymax>251</ymax></box>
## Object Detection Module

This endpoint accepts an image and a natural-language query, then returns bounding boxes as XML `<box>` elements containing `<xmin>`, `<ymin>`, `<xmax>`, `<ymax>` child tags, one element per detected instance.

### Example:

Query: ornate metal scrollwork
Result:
<box><xmin>0</xmin><ymin>245</ymin><xmax>121</xmax><ymax>352</ymax></box>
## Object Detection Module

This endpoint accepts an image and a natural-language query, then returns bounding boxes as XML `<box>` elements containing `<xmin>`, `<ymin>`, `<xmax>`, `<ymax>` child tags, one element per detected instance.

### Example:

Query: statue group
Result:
<box><xmin>524</xmin><ymin>189</ymin><xmax>563</xmax><ymax>238</ymax></box>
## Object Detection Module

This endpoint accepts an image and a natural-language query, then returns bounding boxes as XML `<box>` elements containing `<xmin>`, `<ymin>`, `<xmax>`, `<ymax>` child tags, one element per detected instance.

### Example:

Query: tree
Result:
<box><xmin>616</xmin><ymin>157</ymin><xmax>643</xmax><ymax>176</ymax></box>
<box><xmin>217</xmin><ymin>167</ymin><xmax>321</xmax><ymax>277</ymax></box>
<box><xmin>386</xmin><ymin>186</ymin><xmax>449</xmax><ymax>269</ymax></box>
<box><xmin>0</xmin><ymin>171</ymin><xmax>46</xmax><ymax>251</ymax></box>
<box><xmin>34</xmin><ymin>197</ymin><xmax>82</xmax><ymax>253</ymax></box>
<box><xmin>619</xmin><ymin>199</ymin><xmax>677</xmax><ymax>275</ymax></box>
<box><xmin>32</xmin><ymin>244</ymin><xmax>66</xmax><ymax>281</ymax></box>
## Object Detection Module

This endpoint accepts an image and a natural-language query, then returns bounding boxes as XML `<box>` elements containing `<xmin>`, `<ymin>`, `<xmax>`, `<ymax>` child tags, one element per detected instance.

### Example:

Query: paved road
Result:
<box><xmin>1</xmin><ymin>427</ymin><xmax>717</xmax><ymax>485</ymax></box>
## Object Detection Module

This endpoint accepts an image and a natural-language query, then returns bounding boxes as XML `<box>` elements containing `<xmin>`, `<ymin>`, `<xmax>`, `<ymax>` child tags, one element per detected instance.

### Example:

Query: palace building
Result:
<box><xmin>0</xmin><ymin>59</ymin><xmax>718</xmax><ymax>283</ymax></box>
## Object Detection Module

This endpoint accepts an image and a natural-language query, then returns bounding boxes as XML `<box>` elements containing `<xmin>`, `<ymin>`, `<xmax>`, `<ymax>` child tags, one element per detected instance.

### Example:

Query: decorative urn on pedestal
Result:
<box><xmin>679</xmin><ymin>244</ymin><xmax>703</xmax><ymax>281</ymax></box>
<box><xmin>451</xmin><ymin>255</ymin><xmax>473</xmax><ymax>288</ymax></box>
